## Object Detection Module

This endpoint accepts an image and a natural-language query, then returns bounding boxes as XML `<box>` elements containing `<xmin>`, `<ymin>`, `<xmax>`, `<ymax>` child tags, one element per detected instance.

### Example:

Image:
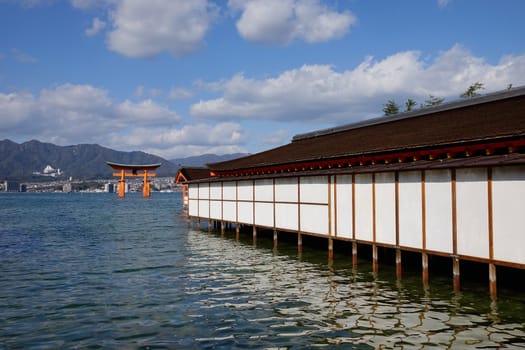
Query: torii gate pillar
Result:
<box><xmin>107</xmin><ymin>162</ymin><xmax>161</xmax><ymax>198</ymax></box>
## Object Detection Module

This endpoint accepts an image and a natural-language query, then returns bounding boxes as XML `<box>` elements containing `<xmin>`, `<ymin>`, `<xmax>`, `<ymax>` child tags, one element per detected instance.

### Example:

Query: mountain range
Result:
<box><xmin>0</xmin><ymin>139</ymin><xmax>246</xmax><ymax>181</ymax></box>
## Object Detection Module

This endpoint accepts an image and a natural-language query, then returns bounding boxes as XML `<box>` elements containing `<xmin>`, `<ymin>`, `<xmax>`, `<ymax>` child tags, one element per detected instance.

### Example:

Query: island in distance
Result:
<box><xmin>0</xmin><ymin>139</ymin><xmax>248</xmax><ymax>181</ymax></box>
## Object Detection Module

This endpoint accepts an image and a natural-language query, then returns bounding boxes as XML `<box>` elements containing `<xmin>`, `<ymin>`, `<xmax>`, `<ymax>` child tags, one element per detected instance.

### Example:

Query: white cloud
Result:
<box><xmin>0</xmin><ymin>83</ymin><xmax>251</xmax><ymax>158</ymax></box>
<box><xmin>70</xmin><ymin>0</ymin><xmax>114</xmax><ymax>10</ymax></box>
<box><xmin>107</xmin><ymin>122</ymin><xmax>247</xmax><ymax>158</ymax></box>
<box><xmin>0</xmin><ymin>92</ymin><xmax>36</xmax><ymax>128</ymax></box>
<box><xmin>169</xmin><ymin>87</ymin><xmax>194</xmax><ymax>100</ymax></box>
<box><xmin>437</xmin><ymin>0</ymin><xmax>451</xmax><ymax>8</ymax></box>
<box><xmin>11</xmin><ymin>48</ymin><xmax>37</xmax><ymax>63</ymax></box>
<box><xmin>228</xmin><ymin>0</ymin><xmax>356</xmax><ymax>45</ymax></box>
<box><xmin>0</xmin><ymin>83</ymin><xmax>181</xmax><ymax>145</ymax></box>
<box><xmin>107</xmin><ymin>0</ymin><xmax>218</xmax><ymax>58</ymax></box>
<box><xmin>191</xmin><ymin>45</ymin><xmax>525</xmax><ymax>123</ymax></box>
<box><xmin>258</xmin><ymin>128</ymin><xmax>289</xmax><ymax>146</ymax></box>
<box><xmin>85</xmin><ymin>17</ymin><xmax>106</xmax><ymax>37</ymax></box>
<box><xmin>4</xmin><ymin>0</ymin><xmax>57</xmax><ymax>8</ymax></box>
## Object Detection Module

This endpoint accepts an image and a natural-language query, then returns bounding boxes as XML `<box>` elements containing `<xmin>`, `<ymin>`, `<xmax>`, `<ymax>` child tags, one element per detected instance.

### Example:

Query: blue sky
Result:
<box><xmin>1</xmin><ymin>0</ymin><xmax>525</xmax><ymax>160</ymax></box>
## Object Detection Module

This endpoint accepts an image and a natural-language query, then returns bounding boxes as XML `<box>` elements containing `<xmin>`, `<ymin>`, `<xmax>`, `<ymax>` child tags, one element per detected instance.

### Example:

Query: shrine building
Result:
<box><xmin>176</xmin><ymin>86</ymin><xmax>525</xmax><ymax>298</ymax></box>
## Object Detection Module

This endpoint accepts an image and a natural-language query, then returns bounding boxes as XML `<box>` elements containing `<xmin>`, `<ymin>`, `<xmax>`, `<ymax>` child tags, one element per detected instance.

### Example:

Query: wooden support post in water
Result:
<box><xmin>453</xmin><ymin>257</ymin><xmax>461</xmax><ymax>292</ymax></box>
<box><xmin>298</xmin><ymin>232</ymin><xmax>303</xmax><ymax>253</ymax></box>
<box><xmin>273</xmin><ymin>229</ymin><xmax>278</xmax><ymax>248</ymax></box>
<box><xmin>118</xmin><ymin>169</ymin><xmax>125</xmax><ymax>198</ymax></box>
<box><xmin>422</xmin><ymin>253</ymin><xmax>429</xmax><ymax>287</ymax></box>
<box><xmin>372</xmin><ymin>245</ymin><xmax>378</xmax><ymax>272</ymax></box>
<box><xmin>142</xmin><ymin>170</ymin><xmax>150</xmax><ymax>198</ymax></box>
<box><xmin>489</xmin><ymin>263</ymin><xmax>497</xmax><ymax>300</ymax></box>
<box><xmin>221</xmin><ymin>221</ymin><xmax>225</xmax><ymax>236</ymax></box>
<box><xmin>252</xmin><ymin>226</ymin><xmax>257</xmax><ymax>243</ymax></box>
<box><xmin>328</xmin><ymin>238</ymin><xmax>334</xmax><ymax>259</ymax></box>
<box><xmin>352</xmin><ymin>241</ymin><xmax>358</xmax><ymax>266</ymax></box>
<box><xmin>396</xmin><ymin>249</ymin><xmax>402</xmax><ymax>279</ymax></box>
<box><xmin>235</xmin><ymin>225</ymin><xmax>240</xmax><ymax>240</ymax></box>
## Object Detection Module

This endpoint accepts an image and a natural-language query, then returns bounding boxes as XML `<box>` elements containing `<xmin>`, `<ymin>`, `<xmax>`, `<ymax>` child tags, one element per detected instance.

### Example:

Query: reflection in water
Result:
<box><xmin>185</xmin><ymin>229</ymin><xmax>525</xmax><ymax>349</ymax></box>
<box><xmin>1</xmin><ymin>193</ymin><xmax>524</xmax><ymax>349</ymax></box>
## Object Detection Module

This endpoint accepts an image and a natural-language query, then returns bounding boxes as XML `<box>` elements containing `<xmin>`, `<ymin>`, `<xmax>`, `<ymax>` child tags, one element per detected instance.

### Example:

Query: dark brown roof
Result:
<box><xmin>209</xmin><ymin>87</ymin><xmax>525</xmax><ymax>172</ymax></box>
<box><xmin>176</xmin><ymin>167</ymin><xmax>211</xmax><ymax>183</ymax></box>
<box><xmin>187</xmin><ymin>153</ymin><xmax>525</xmax><ymax>184</ymax></box>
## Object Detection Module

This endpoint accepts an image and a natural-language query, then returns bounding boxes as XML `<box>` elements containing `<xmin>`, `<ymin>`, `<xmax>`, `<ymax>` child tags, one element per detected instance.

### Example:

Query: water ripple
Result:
<box><xmin>1</xmin><ymin>193</ymin><xmax>524</xmax><ymax>349</ymax></box>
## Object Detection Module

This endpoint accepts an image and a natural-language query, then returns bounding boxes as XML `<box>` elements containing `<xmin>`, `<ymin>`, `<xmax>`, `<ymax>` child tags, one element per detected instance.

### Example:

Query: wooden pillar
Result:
<box><xmin>298</xmin><ymin>232</ymin><xmax>303</xmax><ymax>253</ymax></box>
<box><xmin>235</xmin><ymin>225</ymin><xmax>240</xmax><ymax>240</ymax></box>
<box><xmin>142</xmin><ymin>170</ymin><xmax>150</xmax><ymax>197</ymax></box>
<box><xmin>352</xmin><ymin>241</ymin><xmax>358</xmax><ymax>266</ymax></box>
<box><xmin>396</xmin><ymin>249</ymin><xmax>402</xmax><ymax>279</ymax></box>
<box><xmin>487</xmin><ymin>168</ymin><xmax>496</xmax><ymax>300</ymax></box>
<box><xmin>422</xmin><ymin>253</ymin><xmax>429</xmax><ymax>287</ymax></box>
<box><xmin>221</xmin><ymin>221</ymin><xmax>225</xmax><ymax>236</ymax></box>
<box><xmin>207</xmin><ymin>219</ymin><xmax>211</xmax><ymax>232</ymax></box>
<box><xmin>328</xmin><ymin>238</ymin><xmax>334</xmax><ymax>259</ymax></box>
<box><xmin>273</xmin><ymin>229</ymin><xmax>278</xmax><ymax>248</ymax></box>
<box><xmin>252</xmin><ymin>226</ymin><xmax>257</xmax><ymax>243</ymax></box>
<box><xmin>489</xmin><ymin>263</ymin><xmax>497</xmax><ymax>300</ymax></box>
<box><xmin>372</xmin><ymin>244</ymin><xmax>378</xmax><ymax>273</ymax></box>
<box><xmin>118</xmin><ymin>169</ymin><xmax>125</xmax><ymax>198</ymax></box>
<box><xmin>453</xmin><ymin>256</ymin><xmax>460</xmax><ymax>292</ymax></box>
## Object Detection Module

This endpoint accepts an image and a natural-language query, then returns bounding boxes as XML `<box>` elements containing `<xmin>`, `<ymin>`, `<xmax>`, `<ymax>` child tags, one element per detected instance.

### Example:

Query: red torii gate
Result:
<box><xmin>106</xmin><ymin>161</ymin><xmax>161</xmax><ymax>198</ymax></box>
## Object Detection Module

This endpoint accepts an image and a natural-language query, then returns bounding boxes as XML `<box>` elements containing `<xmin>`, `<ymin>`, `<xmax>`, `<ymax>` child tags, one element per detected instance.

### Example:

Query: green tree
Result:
<box><xmin>405</xmin><ymin>98</ymin><xmax>417</xmax><ymax>112</ymax></box>
<box><xmin>422</xmin><ymin>95</ymin><xmax>444</xmax><ymax>108</ymax></box>
<box><xmin>383</xmin><ymin>100</ymin><xmax>400</xmax><ymax>116</ymax></box>
<box><xmin>461</xmin><ymin>82</ymin><xmax>484</xmax><ymax>98</ymax></box>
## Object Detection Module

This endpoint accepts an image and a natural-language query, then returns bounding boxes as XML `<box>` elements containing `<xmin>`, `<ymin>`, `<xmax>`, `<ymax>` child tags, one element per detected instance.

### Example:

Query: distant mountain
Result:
<box><xmin>0</xmin><ymin>139</ymin><xmax>179</xmax><ymax>181</ymax></box>
<box><xmin>170</xmin><ymin>153</ymin><xmax>249</xmax><ymax>167</ymax></box>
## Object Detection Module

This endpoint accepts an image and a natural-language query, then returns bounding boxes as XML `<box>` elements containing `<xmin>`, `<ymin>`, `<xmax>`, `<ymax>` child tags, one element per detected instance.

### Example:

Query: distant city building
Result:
<box><xmin>3</xmin><ymin>180</ymin><xmax>20</xmax><ymax>192</ymax></box>
<box><xmin>104</xmin><ymin>183</ymin><xmax>114</xmax><ymax>193</ymax></box>
<box><xmin>62</xmin><ymin>182</ymin><xmax>72</xmax><ymax>193</ymax></box>
<box><xmin>33</xmin><ymin>164</ymin><xmax>63</xmax><ymax>177</ymax></box>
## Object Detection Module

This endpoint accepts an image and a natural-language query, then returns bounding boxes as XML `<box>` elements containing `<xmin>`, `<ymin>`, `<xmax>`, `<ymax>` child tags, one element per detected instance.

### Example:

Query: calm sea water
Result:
<box><xmin>1</xmin><ymin>192</ymin><xmax>524</xmax><ymax>349</ymax></box>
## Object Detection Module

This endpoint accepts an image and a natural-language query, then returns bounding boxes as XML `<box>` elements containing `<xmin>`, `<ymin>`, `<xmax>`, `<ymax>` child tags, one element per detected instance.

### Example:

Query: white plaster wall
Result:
<box><xmin>210</xmin><ymin>201</ymin><xmax>222</xmax><ymax>220</ymax></box>
<box><xmin>255</xmin><ymin>202</ymin><xmax>274</xmax><ymax>227</ymax></box>
<box><xmin>255</xmin><ymin>179</ymin><xmax>274</xmax><ymax>202</ymax></box>
<box><xmin>237</xmin><ymin>180</ymin><xmax>253</xmax><ymax>201</ymax></box>
<box><xmin>238</xmin><ymin>201</ymin><xmax>253</xmax><ymax>224</ymax></box>
<box><xmin>300</xmin><ymin>176</ymin><xmax>328</xmax><ymax>204</ymax></box>
<box><xmin>188</xmin><ymin>198</ymin><xmax>198</xmax><ymax>216</ymax></box>
<box><xmin>275</xmin><ymin>203</ymin><xmax>298</xmax><ymax>231</ymax></box>
<box><xmin>355</xmin><ymin>174</ymin><xmax>373</xmax><ymax>242</ymax></box>
<box><xmin>335</xmin><ymin>175</ymin><xmax>353</xmax><ymax>239</ymax></box>
<box><xmin>275</xmin><ymin>177</ymin><xmax>298</xmax><ymax>202</ymax></box>
<box><xmin>222</xmin><ymin>201</ymin><xmax>236</xmax><ymax>222</ymax></box>
<box><xmin>425</xmin><ymin>170</ymin><xmax>453</xmax><ymax>253</ymax></box>
<box><xmin>199</xmin><ymin>183</ymin><xmax>209</xmax><ymax>200</ymax></box>
<box><xmin>375</xmin><ymin>172</ymin><xmax>396</xmax><ymax>245</ymax></box>
<box><xmin>300</xmin><ymin>204</ymin><xmax>328</xmax><ymax>235</ymax></box>
<box><xmin>398</xmin><ymin>171</ymin><xmax>423</xmax><ymax>249</ymax></box>
<box><xmin>198</xmin><ymin>199</ymin><xmax>209</xmax><ymax>219</ymax></box>
<box><xmin>456</xmin><ymin>168</ymin><xmax>489</xmax><ymax>259</ymax></box>
<box><xmin>492</xmin><ymin>165</ymin><xmax>525</xmax><ymax>264</ymax></box>
<box><xmin>210</xmin><ymin>183</ymin><xmax>222</xmax><ymax>200</ymax></box>
<box><xmin>223</xmin><ymin>182</ymin><xmax>236</xmax><ymax>200</ymax></box>
<box><xmin>188</xmin><ymin>184</ymin><xmax>198</xmax><ymax>200</ymax></box>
